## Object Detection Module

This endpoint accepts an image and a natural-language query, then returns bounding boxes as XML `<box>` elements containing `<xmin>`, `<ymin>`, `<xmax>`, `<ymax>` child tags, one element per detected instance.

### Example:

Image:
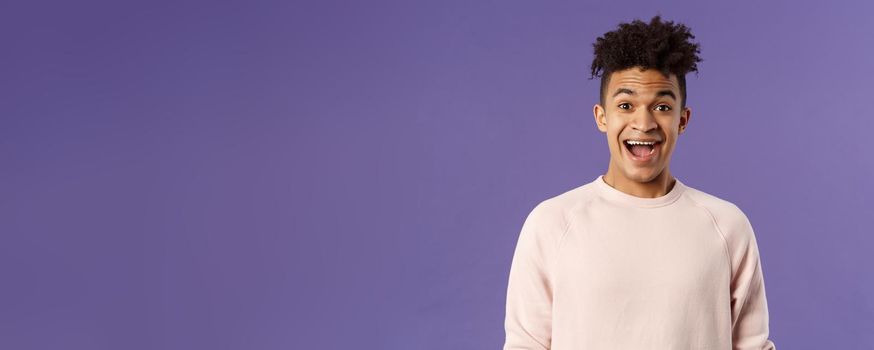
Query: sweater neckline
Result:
<box><xmin>592</xmin><ymin>174</ymin><xmax>686</xmax><ymax>208</ymax></box>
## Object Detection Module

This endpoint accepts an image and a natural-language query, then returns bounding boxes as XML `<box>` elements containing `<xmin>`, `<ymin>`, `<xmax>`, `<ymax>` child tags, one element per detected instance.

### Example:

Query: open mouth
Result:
<box><xmin>623</xmin><ymin>139</ymin><xmax>661</xmax><ymax>161</ymax></box>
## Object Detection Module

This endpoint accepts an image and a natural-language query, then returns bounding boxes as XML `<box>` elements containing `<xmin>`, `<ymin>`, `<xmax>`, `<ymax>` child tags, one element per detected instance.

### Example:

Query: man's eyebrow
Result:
<box><xmin>612</xmin><ymin>88</ymin><xmax>677</xmax><ymax>101</ymax></box>
<box><xmin>656</xmin><ymin>90</ymin><xmax>677</xmax><ymax>101</ymax></box>
<box><xmin>612</xmin><ymin>88</ymin><xmax>635</xmax><ymax>98</ymax></box>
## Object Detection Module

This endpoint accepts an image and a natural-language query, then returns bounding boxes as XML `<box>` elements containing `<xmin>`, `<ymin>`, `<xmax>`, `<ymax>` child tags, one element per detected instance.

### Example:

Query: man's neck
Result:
<box><xmin>602</xmin><ymin>169</ymin><xmax>676</xmax><ymax>198</ymax></box>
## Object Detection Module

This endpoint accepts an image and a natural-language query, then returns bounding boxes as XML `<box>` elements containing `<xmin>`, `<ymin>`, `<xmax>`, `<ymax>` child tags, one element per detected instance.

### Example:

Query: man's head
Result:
<box><xmin>590</xmin><ymin>15</ymin><xmax>702</xmax><ymax>185</ymax></box>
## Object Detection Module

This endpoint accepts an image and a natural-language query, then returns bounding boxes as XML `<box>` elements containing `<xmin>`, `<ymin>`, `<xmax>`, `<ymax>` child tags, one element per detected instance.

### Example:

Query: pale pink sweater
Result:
<box><xmin>504</xmin><ymin>175</ymin><xmax>776</xmax><ymax>349</ymax></box>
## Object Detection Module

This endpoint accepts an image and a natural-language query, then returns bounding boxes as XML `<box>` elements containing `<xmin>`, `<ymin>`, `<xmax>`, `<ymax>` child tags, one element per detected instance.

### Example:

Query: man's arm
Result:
<box><xmin>503</xmin><ymin>204</ymin><xmax>556</xmax><ymax>350</ymax></box>
<box><xmin>729</xmin><ymin>213</ymin><xmax>777</xmax><ymax>350</ymax></box>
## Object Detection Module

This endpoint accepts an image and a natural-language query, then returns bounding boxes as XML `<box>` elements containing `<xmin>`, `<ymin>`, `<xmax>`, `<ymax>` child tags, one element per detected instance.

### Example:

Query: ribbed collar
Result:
<box><xmin>592</xmin><ymin>174</ymin><xmax>686</xmax><ymax>208</ymax></box>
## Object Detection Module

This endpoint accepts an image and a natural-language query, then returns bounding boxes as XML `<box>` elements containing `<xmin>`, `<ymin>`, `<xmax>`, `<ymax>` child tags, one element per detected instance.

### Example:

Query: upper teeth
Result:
<box><xmin>626</xmin><ymin>140</ymin><xmax>656</xmax><ymax>145</ymax></box>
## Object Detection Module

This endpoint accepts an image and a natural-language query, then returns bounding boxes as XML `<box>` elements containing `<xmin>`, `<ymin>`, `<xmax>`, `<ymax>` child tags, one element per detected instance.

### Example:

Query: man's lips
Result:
<box><xmin>622</xmin><ymin>138</ymin><xmax>662</xmax><ymax>143</ymax></box>
<box><xmin>622</xmin><ymin>140</ymin><xmax>661</xmax><ymax>162</ymax></box>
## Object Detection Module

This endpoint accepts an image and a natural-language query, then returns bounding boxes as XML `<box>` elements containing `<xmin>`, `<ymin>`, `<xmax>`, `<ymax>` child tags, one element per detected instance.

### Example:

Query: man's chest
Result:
<box><xmin>553</xmin><ymin>207</ymin><xmax>731</xmax><ymax>304</ymax></box>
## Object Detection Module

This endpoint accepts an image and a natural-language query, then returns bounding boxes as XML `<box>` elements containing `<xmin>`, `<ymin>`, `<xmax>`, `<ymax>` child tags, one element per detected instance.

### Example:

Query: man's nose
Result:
<box><xmin>630</xmin><ymin>110</ymin><xmax>658</xmax><ymax>132</ymax></box>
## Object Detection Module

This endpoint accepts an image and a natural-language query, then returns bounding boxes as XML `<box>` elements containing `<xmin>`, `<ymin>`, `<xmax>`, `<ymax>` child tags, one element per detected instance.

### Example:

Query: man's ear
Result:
<box><xmin>679</xmin><ymin>106</ymin><xmax>691</xmax><ymax>135</ymax></box>
<box><xmin>594</xmin><ymin>104</ymin><xmax>607</xmax><ymax>133</ymax></box>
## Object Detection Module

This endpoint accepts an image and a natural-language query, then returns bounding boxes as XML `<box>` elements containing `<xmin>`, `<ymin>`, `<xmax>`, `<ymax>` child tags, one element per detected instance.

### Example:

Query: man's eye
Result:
<box><xmin>618</xmin><ymin>103</ymin><xmax>631</xmax><ymax>110</ymax></box>
<box><xmin>656</xmin><ymin>105</ymin><xmax>672</xmax><ymax>111</ymax></box>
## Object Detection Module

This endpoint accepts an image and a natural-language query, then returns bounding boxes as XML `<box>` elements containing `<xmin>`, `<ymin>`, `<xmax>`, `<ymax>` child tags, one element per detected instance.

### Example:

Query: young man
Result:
<box><xmin>503</xmin><ymin>16</ymin><xmax>776</xmax><ymax>349</ymax></box>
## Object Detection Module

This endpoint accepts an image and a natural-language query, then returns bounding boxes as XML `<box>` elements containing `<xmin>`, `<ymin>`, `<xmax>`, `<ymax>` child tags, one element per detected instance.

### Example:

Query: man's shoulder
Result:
<box><xmin>514</xmin><ymin>183</ymin><xmax>597</xmax><ymax>247</ymax></box>
<box><xmin>523</xmin><ymin>182</ymin><xmax>598</xmax><ymax>230</ymax></box>
<box><xmin>540</xmin><ymin>181</ymin><xmax>598</xmax><ymax>208</ymax></box>
<box><xmin>681</xmin><ymin>183</ymin><xmax>755</xmax><ymax>242</ymax></box>
<box><xmin>682</xmin><ymin>184</ymin><xmax>744</xmax><ymax>215</ymax></box>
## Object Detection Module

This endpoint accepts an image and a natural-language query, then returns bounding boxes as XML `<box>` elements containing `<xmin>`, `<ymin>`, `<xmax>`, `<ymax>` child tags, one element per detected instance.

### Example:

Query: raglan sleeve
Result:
<box><xmin>503</xmin><ymin>203</ymin><xmax>557</xmax><ymax>350</ymax></box>
<box><xmin>728</xmin><ymin>208</ymin><xmax>777</xmax><ymax>350</ymax></box>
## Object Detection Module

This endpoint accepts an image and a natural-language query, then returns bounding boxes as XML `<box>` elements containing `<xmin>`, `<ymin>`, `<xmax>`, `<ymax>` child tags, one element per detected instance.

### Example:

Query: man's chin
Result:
<box><xmin>622</xmin><ymin>167</ymin><xmax>663</xmax><ymax>183</ymax></box>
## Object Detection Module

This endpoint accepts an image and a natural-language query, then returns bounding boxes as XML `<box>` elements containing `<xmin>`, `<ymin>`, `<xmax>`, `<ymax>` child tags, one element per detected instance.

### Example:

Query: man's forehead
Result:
<box><xmin>607</xmin><ymin>70</ymin><xmax>680</xmax><ymax>97</ymax></box>
<box><xmin>610</xmin><ymin>68</ymin><xmax>678</xmax><ymax>86</ymax></box>
<box><xmin>608</xmin><ymin>69</ymin><xmax>679</xmax><ymax>101</ymax></box>
<box><xmin>609</xmin><ymin>69</ymin><xmax>678</xmax><ymax>91</ymax></box>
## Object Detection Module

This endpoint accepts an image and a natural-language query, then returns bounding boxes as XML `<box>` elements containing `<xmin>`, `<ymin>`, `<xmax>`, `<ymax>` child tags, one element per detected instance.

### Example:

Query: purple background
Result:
<box><xmin>1</xmin><ymin>1</ymin><xmax>872</xmax><ymax>349</ymax></box>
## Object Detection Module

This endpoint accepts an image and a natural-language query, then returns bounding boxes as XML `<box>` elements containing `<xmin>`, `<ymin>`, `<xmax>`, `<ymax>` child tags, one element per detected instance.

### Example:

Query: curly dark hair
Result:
<box><xmin>590</xmin><ymin>15</ymin><xmax>702</xmax><ymax>109</ymax></box>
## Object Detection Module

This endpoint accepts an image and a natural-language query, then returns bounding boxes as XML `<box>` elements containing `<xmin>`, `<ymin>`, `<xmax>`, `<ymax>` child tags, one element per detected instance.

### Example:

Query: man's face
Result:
<box><xmin>593</xmin><ymin>67</ymin><xmax>691</xmax><ymax>183</ymax></box>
